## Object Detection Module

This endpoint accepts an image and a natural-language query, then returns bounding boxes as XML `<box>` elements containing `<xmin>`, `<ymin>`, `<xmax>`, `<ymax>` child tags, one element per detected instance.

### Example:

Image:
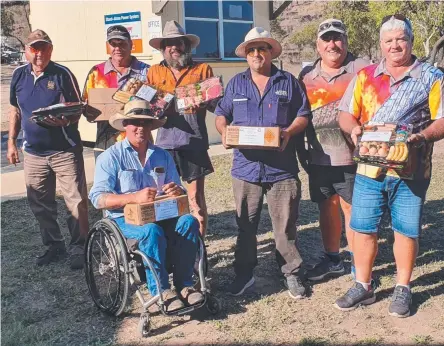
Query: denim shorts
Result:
<box><xmin>350</xmin><ymin>174</ymin><xmax>430</xmax><ymax>238</ymax></box>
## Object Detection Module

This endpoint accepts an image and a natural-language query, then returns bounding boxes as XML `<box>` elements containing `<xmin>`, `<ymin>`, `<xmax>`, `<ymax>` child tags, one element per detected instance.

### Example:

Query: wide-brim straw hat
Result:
<box><xmin>109</xmin><ymin>99</ymin><xmax>166</xmax><ymax>131</ymax></box>
<box><xmin>149</xmin><ymin>20</ymin><xmax>200</xmax><ymax>50</ymax></box>
<box><xmin>235</xmin><ymin>27</ymin><xmax>282</xmax><ymax>59</ymax></box>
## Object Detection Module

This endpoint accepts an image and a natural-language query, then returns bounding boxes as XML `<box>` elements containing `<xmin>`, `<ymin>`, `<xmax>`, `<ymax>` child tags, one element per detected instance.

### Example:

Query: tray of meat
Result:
<box><xmin>113</xmin><ymin>78</ymin><xmax>145</xmax><ymax>104</ymax></box>
<box><xmin>175</xmin><ymin>76</ymin><xmax>224</xmax><ymax>113</ymax></box>
<box><xmin>353</xmin><ymin>122</ymin><xmax>413</xmax><ymax>170</ymax></box>
<box><xmin>31</xmin><ymin>102</ymin><xmax>85</xmax><ymax>124</ymax></box>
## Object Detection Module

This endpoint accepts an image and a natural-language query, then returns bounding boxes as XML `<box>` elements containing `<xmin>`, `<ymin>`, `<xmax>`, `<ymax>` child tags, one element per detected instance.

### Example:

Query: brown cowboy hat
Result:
<box><xmin>109</xmin><ymin>99</ymin><xmax>166</xmax><ymax>131</ymax></box>
<box><xmin>149</xmin><ymin>20</ymin><xmax>200</xmax><ymax>50</ymax></box>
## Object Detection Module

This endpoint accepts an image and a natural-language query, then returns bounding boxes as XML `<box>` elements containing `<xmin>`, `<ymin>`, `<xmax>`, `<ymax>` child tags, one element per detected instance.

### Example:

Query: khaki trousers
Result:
<box><xmin>23</xmin><ymin>146</ymin><xmax>89</xmax><ymax>255</ymax></box>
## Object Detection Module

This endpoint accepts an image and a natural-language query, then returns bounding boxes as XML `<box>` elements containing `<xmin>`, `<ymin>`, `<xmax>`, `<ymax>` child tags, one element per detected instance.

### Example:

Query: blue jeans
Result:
<box><xmin>115</xmin><ymin>214</ymin><xmax>199</xmax><ymax>295</ymax></box>
<box><xmin>350</xmin><ymin>174</ymin><xmax>430</xmax><ymax>238</ymax></box>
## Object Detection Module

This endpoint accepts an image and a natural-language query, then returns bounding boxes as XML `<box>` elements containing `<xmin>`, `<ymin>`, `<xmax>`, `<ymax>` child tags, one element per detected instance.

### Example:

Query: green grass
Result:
<box><xmin>2</xmin><ymin>146</ymin><xmax>444</xmax><ymax>345</ymax></box>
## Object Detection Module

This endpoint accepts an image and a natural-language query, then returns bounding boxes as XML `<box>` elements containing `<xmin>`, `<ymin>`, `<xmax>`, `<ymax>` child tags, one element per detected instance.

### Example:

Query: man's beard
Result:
<box><xmin>163</xmin><ymin>50</ymin><xmax>192</xmax><ymax>68</ymax></box>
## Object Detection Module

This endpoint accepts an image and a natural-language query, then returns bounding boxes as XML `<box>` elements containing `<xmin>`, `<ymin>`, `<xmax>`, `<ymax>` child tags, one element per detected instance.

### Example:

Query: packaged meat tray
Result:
<box><xmin>353</xmin><ymin>122</ymin><xmax>413</xmax><ymax>170</ymax></box>
<box><xmin>30</xmin><ymin>102</ymin><xmax>85</xmax><ymax>124</ymax></box>
<box><xmin>175</xmin><ymin>76</ymin><xmax>224</xmax><ymax>113</ymax></box>
<box><xmin>131</xmin><ymin>85</ymin><xmax>174</xmax><ymax>118</ymax></box>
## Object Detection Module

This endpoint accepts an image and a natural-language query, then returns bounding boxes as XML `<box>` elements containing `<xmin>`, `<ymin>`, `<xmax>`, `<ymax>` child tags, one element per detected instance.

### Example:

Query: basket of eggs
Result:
<box><xmin>354</xmin><ymin>122</ymin><xmax>413</xmax><ymax>170</ymax></box>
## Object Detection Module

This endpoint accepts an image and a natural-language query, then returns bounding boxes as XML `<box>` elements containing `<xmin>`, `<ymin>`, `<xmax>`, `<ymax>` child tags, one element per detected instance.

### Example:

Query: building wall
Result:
<box><xmin>29</xmin><ymin>0</ymin><xmax>269</xmax><ymax>144</ymax></box>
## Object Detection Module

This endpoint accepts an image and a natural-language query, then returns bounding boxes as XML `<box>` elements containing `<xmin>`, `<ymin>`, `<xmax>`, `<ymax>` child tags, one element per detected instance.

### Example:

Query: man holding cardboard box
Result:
<box><xmin>89</xmin><ymin>99</ymin><xmax>204</xmax><ymax>312</ymax></box>
<box><xmin>82</xmin><ymin>25</ymin><xmax>149</xmax><ymax>158</ymax></box>
<box><xmin>214</xmin><ymin>27</ymin><xmax>312</xmax><ymax>298</ymax></box>
<box><xmin>335</xmin><ymin>15</ymin><xmax>444</xmax><ymax>317</ymax></box>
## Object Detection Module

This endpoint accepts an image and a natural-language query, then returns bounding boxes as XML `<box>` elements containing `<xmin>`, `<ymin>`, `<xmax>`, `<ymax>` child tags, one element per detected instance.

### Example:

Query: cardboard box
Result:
<box><xmin>124</xmin><ymin>195</ymin><xmax>190</xmax><ymax>226</ymax></box>
<box><xmin>86</xmin><ymin>88</ymin><xmax>123</xmax><ymax>122</ymax></box>
<box><xmin>225</xmin><ymin>126</ymin><xmax>281</xmax><ymax>149</ymax></box>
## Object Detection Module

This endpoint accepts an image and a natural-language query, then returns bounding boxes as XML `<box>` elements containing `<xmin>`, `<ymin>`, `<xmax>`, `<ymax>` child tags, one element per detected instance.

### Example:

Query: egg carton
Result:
<box><xmin>353</xmin><ymin>122</ymin><xmax>413</xmax><ymax>169</ymax></box>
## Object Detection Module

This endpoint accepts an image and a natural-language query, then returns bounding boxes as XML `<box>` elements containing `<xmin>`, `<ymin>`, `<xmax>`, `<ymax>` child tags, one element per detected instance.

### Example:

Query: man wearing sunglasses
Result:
<box><xmin>82</xmin><ymin>25</ymin><xmax>149</xmax><ymax>159</ymax></box>
<box><xmin>298</xmin><ymin>19</ymin><xmax>369</xmax><ymax>283</ymax></box>
<box><xmin>147</xmin><ymin>21</ymin><xmax>215</xmax><ymax>238</ymax></box>
<box><xmin>336</xmin><ymin>15</ymin><xmax>444</xmax><ymax>317</ymax></box>
<box><xmin>215</xmin><ymin>27</ymin><xmax>311</xmax><ymax>299</ymax></box>
<box><xmin>8</xmin><ymin>29</ymin><xmax>88</xmax><ymax>270</ymax></box>
<box><xmin>89</xmin><ymin>99</ymin><xmax>204</xmax><ymax>312</ymax></box>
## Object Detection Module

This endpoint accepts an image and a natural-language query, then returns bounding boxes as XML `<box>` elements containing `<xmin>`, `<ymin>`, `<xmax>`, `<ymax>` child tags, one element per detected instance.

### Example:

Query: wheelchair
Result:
<box><xmin>84</xmin><ymin>218</ymin><xmax>221</xmax><ymax>337</ymax></box>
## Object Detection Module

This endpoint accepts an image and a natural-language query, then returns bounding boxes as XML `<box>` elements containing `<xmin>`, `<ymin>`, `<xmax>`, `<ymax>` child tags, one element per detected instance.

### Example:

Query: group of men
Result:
<box><xmin>8</xmin><ymin>15</ymin><xmax>443</xmax><ymax>317</ymax></box>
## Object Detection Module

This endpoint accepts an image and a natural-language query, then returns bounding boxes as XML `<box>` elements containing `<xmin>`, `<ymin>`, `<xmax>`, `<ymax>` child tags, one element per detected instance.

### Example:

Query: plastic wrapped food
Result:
<box><xmin>127</xmin><ymin>85</ymin><xmax>174</xmax><ymax>118</ymax></box>
<box><xmin>353</xmin><ymin>122</ymin><xmax>413</xmax><ymax>169</ymax></box>
<box><xmin>113</xmin><ymin>78</ymin><xmax>145</xmax><ymax>103</ymax></box>
<box><xmin>175</xmin><ymin>76</ymin><xmax>224</xmax><ymax>113</ymax></box>
<box><xmin>30</xmin><ymin>102</ymin><xmax>85</xmax><ymax>124</ymax></box>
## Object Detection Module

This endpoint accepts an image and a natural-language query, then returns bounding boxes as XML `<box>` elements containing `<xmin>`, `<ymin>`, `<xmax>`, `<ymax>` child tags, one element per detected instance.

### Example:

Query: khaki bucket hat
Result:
<box><xmin>109</xmin><ymin>99</ymin><xmax>166</xmax><ymax>131</ymax></box>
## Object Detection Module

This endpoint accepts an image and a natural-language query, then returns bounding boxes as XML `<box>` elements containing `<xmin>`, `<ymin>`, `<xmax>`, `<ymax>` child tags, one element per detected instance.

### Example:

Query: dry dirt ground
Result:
<box><xmin>2</xmin><ymin>145</ymin><xmax>444</xmax><ymax>346</ymax></box>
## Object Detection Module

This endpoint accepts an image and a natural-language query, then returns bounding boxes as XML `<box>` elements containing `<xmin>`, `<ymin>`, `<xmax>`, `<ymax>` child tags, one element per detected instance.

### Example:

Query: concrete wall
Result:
<box><xmin>29</xmin><ymin>0</ymin><xmax>269</xmax><ymax>144</ymax></box>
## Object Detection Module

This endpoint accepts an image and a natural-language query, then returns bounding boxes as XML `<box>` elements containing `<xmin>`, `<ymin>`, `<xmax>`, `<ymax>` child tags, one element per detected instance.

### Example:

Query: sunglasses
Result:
<box><xmin>108</xmin><ymin>40</ymin><xmax>128</xmax><ymax>48</ymax></box>
<box><xmin>27</xmin><ymin>43</ymin><xmax>51</xmax><ymax>54</ymax></box>
<box><xmin>381</xmin><ymin>14</ymin><xmax>412</xmax><ymax>29</ymax></box>
<box><xmin>123</xmin><ymin>118</ymin><xmax>151</xmax><ymax>127</ymax></box>
<box><xmin>318</xmin><ymin>21</ymin><xmax>346</xmax><ymax>33</ymax></box>
<box><xmin>320</xmin><ymin>32</ymin><xmax>344</xmax><ymax>42</ymax></box>
<box><xmin>246</xmin><ymin>46</ymin><xmax>270</xmax><ymax>57</ymax></box>
<box><xmin>163</xmin><ymin>38</ymin><xmax>186</xmax><ymax>47</ymax></box>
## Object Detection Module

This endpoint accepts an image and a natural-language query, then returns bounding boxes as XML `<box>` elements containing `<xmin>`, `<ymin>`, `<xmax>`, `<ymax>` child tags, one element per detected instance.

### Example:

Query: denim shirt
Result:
<box><xmin>89</xmin><ymin>138</ymin><xmax>183</xmax><ymax>219</ymax></box>
<box><xmin>215</xmin><ymin>65</ymin><xmax>312</xmax><ymax>183</ymax></box>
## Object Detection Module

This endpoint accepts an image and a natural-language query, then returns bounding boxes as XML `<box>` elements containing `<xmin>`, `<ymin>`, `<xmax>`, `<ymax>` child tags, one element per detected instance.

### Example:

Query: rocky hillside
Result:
<box><xmin>272</xmin><ymin>1</ymin><xmax>326</xmax><ymax>77</ymax></box>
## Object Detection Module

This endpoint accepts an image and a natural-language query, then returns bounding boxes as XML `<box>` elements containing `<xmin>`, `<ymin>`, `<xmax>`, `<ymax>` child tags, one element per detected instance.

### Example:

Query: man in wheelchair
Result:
<box><xmin>88</xmin><ymin>99</ymin><xmax>204</xmax><ymax>312</ymax></box>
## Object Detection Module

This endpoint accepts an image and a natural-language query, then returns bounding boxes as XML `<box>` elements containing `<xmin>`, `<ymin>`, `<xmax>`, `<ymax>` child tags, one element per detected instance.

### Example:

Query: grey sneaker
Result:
<box><xmin>285</xmin><ymin>275</ymin><xmax>306</xmax><ymax>299</ymax></box>
<box><xmin>334</xmin><ymin>282</ymin><xmax>376</xmax><ymax>311</ymax></box>
<box><xmin>36</xmin><ymin>244</ymin><xmax>67</xmax><ymax>266</ymax></box>
<box><xmin>388</xmin><ymin>285</ymin><xmax>412</xmax><ymax>318</ymax></box>
<box><xmin>227</xmin><ymin>275</ymin><xmax>255</xmax><ymax>296</ymax></box>
<box><xmin>307</xmin><ymin>255</ymin><xmax>345</xmax><ymax>281</ymax></box>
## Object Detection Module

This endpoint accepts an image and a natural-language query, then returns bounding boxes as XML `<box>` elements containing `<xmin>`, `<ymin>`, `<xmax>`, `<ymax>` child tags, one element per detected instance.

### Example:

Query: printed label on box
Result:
<box><xmin>361</xmin><ymin>131</ymin><xmax>392</xmax><ymax>142</ymax></box>
<box><xmin>238</xmin><ymin>127</ymin><xmax>265</xmax><ymax>146</ymax></box>
<box><xmin>154</xmin><ymin>199</ymin><xmax>179</xmax><ymax>221</ymax></box>
<box><xmin>164</xmin><ymin>93</ymin><xmax>174</xmax><ymax>103</ymax></box>
<box><xmin>136</xmin><ymin>85</ymin><xmax>157</xmax><ymax>102</ymax></box>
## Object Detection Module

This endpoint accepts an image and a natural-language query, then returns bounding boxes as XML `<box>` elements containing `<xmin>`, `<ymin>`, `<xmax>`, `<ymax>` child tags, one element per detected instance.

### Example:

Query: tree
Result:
<box><xmin>286</xmin><ymin>1</ymin><xmax>443</xmax><ymax>61</ymax></box>
<box><xmin>1</xmin><ymin>1</ymin><xmax>31</xmax><ymax>50</ymax></box>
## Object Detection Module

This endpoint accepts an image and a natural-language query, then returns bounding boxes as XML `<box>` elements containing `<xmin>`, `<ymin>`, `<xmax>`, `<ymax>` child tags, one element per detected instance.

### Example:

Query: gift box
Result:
<box><xmin>353</xmin><ymin>122</ymin><xmax>413</xmax><ymax>170</ymax></box>
<box><xmin>124</xmin><ymin>195</ymin><xmax>189</xmax><ymax>226</ymax></box>
<box><xmin>31</xmin><ymin>102</ymin><xmax>85</xmax><ymax>124</ymax></box>
<box><xmin>225</xmin><ymin>126</ymin><xmax>281</xmax><ymax>149</ymax></box>
<box><xmin>175</xmin><ymin>76</ymin><xmax>224</xmax><ymax>112</ymax></box>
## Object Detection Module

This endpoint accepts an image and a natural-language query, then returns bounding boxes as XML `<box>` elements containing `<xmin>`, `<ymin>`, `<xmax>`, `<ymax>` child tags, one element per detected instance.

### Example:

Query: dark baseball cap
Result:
<box><xmin>26</xmin><ymin>29</ymin><xmax>52</xmax><ymax>46</ymax></box>
<box><xmin>107</xmin><ymin>25</ymin><xmax>131</xmax><ymax>42</ymax></box>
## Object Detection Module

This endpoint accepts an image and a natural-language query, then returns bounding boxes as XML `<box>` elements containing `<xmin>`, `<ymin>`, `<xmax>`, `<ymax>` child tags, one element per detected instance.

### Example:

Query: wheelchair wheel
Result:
<box><xmin>85</xmin><ymin>219</ymin><xmax>129</xmax><ymax>316</ymax></box>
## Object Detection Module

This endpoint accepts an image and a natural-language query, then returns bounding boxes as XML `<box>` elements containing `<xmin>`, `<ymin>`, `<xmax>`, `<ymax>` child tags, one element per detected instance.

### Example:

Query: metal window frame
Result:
<box><xmin>183</xmin><ymin>0</ymin><xmax>254</xmax><ymax>60</ymax></box>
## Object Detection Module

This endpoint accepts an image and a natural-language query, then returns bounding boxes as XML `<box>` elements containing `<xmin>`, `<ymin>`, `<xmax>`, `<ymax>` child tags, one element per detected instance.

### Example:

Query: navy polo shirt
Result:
<box><xmin>10</xmin><ymin>61</ymin><xmax>82</xmax><ymax>156</ymax></box>
<box><xmin>215</xmin><ymin>65</ymin><xmax>311</xmax><ymax>183</ymax></box>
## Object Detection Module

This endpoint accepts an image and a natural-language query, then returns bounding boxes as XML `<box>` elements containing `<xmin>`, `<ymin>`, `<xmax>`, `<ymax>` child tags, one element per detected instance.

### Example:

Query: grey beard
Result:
<box><xmin>163</xmin><ymin>51</ymin><xmax>193</xmax><ymax>68</ymax></box>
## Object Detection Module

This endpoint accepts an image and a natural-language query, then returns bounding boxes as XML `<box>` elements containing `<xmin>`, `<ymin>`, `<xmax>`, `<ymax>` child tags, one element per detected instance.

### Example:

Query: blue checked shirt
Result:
<box><xmin>89</xmin><ymin>138</ymin><xmax>183</xmax><ymax>219</ymax></box>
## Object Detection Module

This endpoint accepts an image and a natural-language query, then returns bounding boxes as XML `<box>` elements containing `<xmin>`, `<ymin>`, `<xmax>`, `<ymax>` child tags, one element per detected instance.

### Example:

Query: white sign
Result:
<box><xmin>136</xmin><ymin>85</ymin><xmax>157</xmax><ymax>102</ymax></box>
<box><xmin>154</xmin><ymin>199</ymin><xmax>179</xmax><ymax>221</ymax></box>
<box><xmin>361</xmin><ymin>131</ymin><xmax>392</xmax><ymax>142</ymax></box>
<box><xmin>148</xmin><ymin>16</ymin><xmax>162</xmax><ymax>54</ymax></box>
<box><xmin>239</xmin><ymin>127</ymin><xmax>265</xmax><ymax>146</ymax></box>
